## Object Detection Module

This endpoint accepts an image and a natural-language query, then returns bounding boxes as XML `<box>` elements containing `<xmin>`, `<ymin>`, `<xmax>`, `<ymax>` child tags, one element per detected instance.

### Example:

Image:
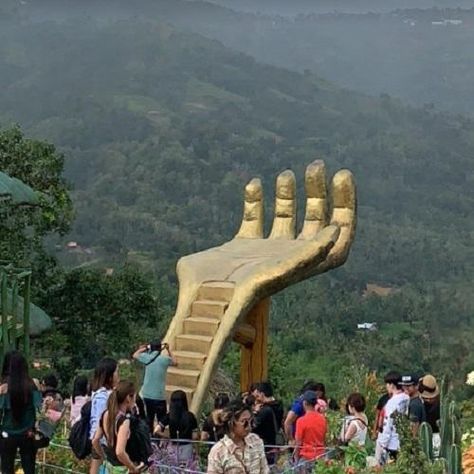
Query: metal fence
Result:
<box><xmin>36</xmin><ymin>439</ymin><xmax>334</xmax><ymax>474</ymax></box>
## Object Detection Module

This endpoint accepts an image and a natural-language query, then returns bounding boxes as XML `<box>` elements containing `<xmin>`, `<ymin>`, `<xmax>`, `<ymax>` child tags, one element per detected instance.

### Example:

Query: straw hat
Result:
<box><xmin>419</xmin><ymin>374</ymin><xmax>439</xmax><ymax>399</ymax></box>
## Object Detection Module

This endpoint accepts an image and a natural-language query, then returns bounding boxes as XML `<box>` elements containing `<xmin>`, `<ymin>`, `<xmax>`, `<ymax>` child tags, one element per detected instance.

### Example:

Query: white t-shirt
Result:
<box><xmin>377</xmin><ymin>391</ymin><xmax>409</xmax><ymax>451</ymax></box>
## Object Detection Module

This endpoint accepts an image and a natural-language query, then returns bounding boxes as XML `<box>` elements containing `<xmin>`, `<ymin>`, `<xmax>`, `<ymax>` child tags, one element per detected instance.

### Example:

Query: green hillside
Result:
<box><xmin>2</xmin><ymin>14</ymin><xmax>474</xmax><ymax>388</ymax></box>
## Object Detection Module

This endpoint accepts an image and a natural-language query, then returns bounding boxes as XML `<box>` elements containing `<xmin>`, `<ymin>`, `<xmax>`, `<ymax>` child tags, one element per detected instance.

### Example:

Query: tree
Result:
<box><xmin>39</xmin><ymin>265</ymin><xmax>163</xmax><ymax>378</ymax></box>
<box><xmin>0</xmin><ymin>126</ymin><xmax>73</xmax><ymax>293</ymax></box>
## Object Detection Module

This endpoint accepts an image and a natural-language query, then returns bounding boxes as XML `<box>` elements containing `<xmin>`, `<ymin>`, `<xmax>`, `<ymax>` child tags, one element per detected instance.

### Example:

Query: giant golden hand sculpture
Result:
<box><xmin>163</xmin><ymin>160</ymin><xmax>356</xmax><ymax>414</ymax></box>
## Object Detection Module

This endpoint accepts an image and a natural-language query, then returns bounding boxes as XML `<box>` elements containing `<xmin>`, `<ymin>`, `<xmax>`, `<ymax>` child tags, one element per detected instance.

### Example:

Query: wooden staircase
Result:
<box><xmin>165</xmin><ymin>281</ymin><xmax>235</xmax><ymax>406</ymax></box>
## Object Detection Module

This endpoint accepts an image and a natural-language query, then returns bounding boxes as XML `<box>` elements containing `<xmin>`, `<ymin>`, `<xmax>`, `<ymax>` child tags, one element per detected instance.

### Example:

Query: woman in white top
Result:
<box><xmin>340</xmin><ymin>393</ymin><xmax>368</xmax><ymax>446</ymax></box>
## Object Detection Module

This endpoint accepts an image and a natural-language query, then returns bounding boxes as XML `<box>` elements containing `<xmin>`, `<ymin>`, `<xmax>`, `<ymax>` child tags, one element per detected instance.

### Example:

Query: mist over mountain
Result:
<box><xmin>206</xmin><ymin>0</ymin><xmax>474</xmax><ymax>15</ymax></box>
<box><xmin>12</xmin><ymin>0</ymin><xmax>474</xmax><ymax>115</ymax></box>
<box><xmin>172</xmin><ymin>6</ymin><xmax>474</xmax><ymax>115</ymax></box>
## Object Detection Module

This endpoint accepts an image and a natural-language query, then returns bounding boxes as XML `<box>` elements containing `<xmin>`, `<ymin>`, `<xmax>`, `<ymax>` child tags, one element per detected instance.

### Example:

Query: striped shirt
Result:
<box><xmin>207</xmin><ymin>433</ymin><xmax>269</xmax><ymax>474</ymax></box>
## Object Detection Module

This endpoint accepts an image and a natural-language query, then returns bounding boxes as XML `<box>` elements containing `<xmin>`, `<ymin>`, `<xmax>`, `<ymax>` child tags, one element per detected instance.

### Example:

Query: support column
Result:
<box><xmin>239</xmin><ymin>298</ymin><xmax>270</xmax><ymax>392</ymax></box>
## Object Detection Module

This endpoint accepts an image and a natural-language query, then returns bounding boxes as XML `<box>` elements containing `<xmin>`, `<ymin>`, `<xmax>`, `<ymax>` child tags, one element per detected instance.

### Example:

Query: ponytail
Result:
<box><xmin>105</xmin><ymin>381</ymin><xmax>135</xmax><ymax>447</ymax></box>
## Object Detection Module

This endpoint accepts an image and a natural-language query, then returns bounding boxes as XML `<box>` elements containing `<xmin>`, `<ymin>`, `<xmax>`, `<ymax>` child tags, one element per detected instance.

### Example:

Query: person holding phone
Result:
<box><xmin>132</xmin><ymin>340</ymin><xmax>177</xmax><ymax>433</ymax></box>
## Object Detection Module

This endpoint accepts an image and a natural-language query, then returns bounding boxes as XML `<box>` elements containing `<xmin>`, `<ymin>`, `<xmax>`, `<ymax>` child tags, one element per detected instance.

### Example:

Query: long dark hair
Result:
<box><xmin>72</xmin><ymin>375</ymin><xmax>90</xmax><ymax>404</ymax></box>
<box><xmin>91</xmin><ymin>357</ymin><xmax>117</xmax><ymax>391</ymax></box>
<box><xmin>169</xmin><ymin>390</ymin><xmax>189</xmax><ymax>434</ymax></box>
<box><xmin>1</xmin><ymin>351</ymin><xmax>13</xmax><ymax>383</ymax></box>
<box><xmin>214</xmin><ymin>393</ymin><xmax>230</xmax><ymax>410</ymax></box>
<box><xmin>5</xmin><ymin>351</ymin><xmax>34</xmax><ymax>423</ymax></box>
<box><xmin>105</xmin><ymin>381</ymin><xmax>136</xmax><ymax>447</ymax></box>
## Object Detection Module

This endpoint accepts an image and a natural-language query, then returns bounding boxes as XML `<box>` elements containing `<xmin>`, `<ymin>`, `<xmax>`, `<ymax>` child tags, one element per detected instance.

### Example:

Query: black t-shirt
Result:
<box><xmin>252</xmin><ymin>401</ymin><xmax>284</xmax><ymax>446</ymax></box>
<box><xmin>163</xmin><ymin>411</ymin><xmax>198</xmax><ymax>441</ymax></box>
<box><xmin>376</xmin><ymin>393</ymin><xmax>390</xmax><ymax>433</ymax></box>
<box><xmin>424</xmin><ymin>399</ymin><xmax>440</xmax><ymax>433</ymax></box>
<box><xmin>202</xmin><ymin>415</ymin><xmax>225</xmax><ymax>443</ymax></box>
<box><xmin>376</xmin><ymin>394</ymin><xmax>390</xmax><ymax>410</ymax></box>
<box><xmin>408</xmin><ymin>396</ymin><xmax>426</xmax><ymax>425</ymax></box>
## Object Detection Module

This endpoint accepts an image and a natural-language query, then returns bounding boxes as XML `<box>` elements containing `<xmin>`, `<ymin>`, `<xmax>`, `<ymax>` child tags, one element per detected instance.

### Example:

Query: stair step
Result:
<box><xmin>167</xmin><ymin>367</ymin><xmax>200</xmax><ymax>388</ymax></box>
<box><xmin>165</xmin><ymin>385</ymin><xmax>194</xmax><ymax>406</ymax></box>
<box><xmin>176</xmin><ymin>334</ymin><xmax>213</xmax><ymax>353</ymax></box>
<box><xmin>198</xmin><ymin>281</ymin><xmax>235</xmax><ymax>302</ymax></box>
<box><xmin>191</xmin><ymin>300</ymin><xmax>228</xmax><ymax>318</ymax></box>
<box><xmin>184</xmin><ymin>317</ymin><xmax>220</xmax><ymax>336</ymax></box>
<box><xmin>173</xmin><ymin>350</ymin><xmax>207</xmax><ymax>370</ymax></box>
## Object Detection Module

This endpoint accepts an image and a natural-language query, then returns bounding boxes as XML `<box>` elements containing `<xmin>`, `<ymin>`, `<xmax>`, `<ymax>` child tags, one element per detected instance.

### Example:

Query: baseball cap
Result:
<box><xmin>302</xmin><ymin>390</ymin><xmax>318</xmax><ymax>405</ymax></box>
<box><xmin>400</xmin><ymin>374</ymin><xmax>419</xmax><ymax>386</ymax></box>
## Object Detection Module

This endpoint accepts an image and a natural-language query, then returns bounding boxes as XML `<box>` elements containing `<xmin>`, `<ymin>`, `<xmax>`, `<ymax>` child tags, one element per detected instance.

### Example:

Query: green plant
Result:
<box><xmin>433</xmin><ymin>458</ymin><xmax>448</xmax><ymax>473</ymax></box>
<box><xmin>325</xmin><ymin>410</ymin><xmax>344</xmax><ymax>445</ymax></box>
<box><xmin>393</xmin><ymin>412</ymin><xmax>432</xmax><ymax>474</ymax></box>
<box><xmin>439</xmin><ymin>381</ymin><xmax>461</xmax><ymax>462</ymax></box>
<box><xmin>39</xmin><ymin>421</ymin><xmax>88</xmax><ymax>472</ymax></box>
<box><xmin>461</xmin><ymin>425</ymin><xmax>474</xmax><ymax>449</ymax></box>
<box><xmin>400</xmin><ymin>388</ymin><xmax>463</xmax><ymax>474</ymax></box>
<box><xmin>341</xmin><ymin>443</ymin><xmax>368</xmax><ymax>469</ymax></box>
<box><xmin>420</xmin><ymin>421</ymin><xmax>434</xmax><ymax>461</ymax></box>
<box><xmin>447</xmin><ymin>444</ymin><xmax>461</xmax><ymax>474</ymax></box>
<box><xmin>313</xmin><ymin>459</ymin><xmax>346</xmax><ymax>474</ymax></box>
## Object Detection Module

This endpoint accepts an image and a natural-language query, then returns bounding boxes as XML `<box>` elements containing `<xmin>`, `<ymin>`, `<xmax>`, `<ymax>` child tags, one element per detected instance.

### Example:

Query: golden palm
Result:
<box><xmin>163</xmin><ymin>160</ymin><xmax>356</xmax><ymax>414</ymax></box>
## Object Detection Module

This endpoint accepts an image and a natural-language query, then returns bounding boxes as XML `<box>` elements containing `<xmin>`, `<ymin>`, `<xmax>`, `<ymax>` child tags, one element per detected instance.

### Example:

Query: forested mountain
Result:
<box><xmin>2</xmin><ymin>9</ymin><xmax>474</xmax><ymax>392</ymax></box>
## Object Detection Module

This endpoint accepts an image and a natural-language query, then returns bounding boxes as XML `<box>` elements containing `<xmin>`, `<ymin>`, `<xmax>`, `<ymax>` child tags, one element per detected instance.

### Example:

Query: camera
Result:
<box><xmin>146</xmin><ymin>341</ymin><xmax>162</xmax><ymax>353</ymax></box>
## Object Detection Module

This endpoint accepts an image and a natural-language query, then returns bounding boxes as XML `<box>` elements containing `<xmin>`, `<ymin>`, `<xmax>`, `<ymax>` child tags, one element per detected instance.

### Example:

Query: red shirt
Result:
<box><xmin>295</xmin><ymin>410</ymin><xmax>327</xmax><ymax>461</ymax></box>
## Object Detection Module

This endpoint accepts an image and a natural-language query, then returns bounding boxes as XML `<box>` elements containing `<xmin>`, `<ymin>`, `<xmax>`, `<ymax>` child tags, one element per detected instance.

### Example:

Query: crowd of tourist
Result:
<box><xmin>0</xmin><ymin>341</ymin><xmax>442</xmax><ymax>474</ymax></box>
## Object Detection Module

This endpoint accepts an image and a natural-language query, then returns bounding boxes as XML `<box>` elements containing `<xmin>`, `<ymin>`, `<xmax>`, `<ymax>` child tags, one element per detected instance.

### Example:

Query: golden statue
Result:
<box><xmin>163</xmin><ymin>160</ymin><xmax>356</xmax><ymax>414</ymax></box>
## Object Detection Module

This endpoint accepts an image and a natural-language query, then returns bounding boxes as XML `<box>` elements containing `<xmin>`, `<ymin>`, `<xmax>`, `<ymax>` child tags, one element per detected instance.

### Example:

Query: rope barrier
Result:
<box><xmin>37</xmin><ymin>460</ymin><xmax>85</xmax><ymax>474</ymax></box>
<box><xmin>150</xmin><ymin>466</ymin><xmax>205</xmax><ymax>474</ymax></box>
<box><xmin>36</xmin><ymin>438</ymin><xmax>338</xmax><ymax>473</ymax></box>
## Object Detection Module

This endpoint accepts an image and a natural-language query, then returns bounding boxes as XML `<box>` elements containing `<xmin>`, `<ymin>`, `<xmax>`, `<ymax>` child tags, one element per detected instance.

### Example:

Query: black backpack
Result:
<box><xmin>117</xmin><ymin>414</ymin><xmax>153</xmax><ymax>465</ymax></box>
<box><xmin>68</xmin><ymin>400</ymin><xmax>92</xmax><ymax>459</ymax></box>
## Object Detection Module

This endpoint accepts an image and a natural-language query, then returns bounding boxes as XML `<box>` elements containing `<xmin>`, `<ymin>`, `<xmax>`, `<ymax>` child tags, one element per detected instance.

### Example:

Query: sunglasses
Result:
<box><xmin>236</xmin><ymin>417</ymin><xmax>253</xmax><ymax>429</ymax></box>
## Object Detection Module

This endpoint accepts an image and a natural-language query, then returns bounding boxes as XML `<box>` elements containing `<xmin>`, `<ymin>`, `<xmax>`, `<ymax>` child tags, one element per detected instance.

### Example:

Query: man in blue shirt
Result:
<box><xmin>133</xmin><ymin>340</ymin><xmax>177</xmax><ymax>433</ymax></box>
<box><xmin>284</xmin><ymin>381</ymin><xmax>321</xmax><ymax>444</ymax></box>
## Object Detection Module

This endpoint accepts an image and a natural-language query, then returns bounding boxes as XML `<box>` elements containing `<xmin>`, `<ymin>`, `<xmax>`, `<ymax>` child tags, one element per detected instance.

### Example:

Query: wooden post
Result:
<box><xmin>1</xmin><ymin>273</ymin><xmax>8</xmax><ymax>360</ymax></box>
<box><xmin>239</xmin><ymin>298</ymin><xmax>270</xmax><ymax>392</ymax></box>
<box><xmin>22</xmin><ymin>273</ymin><xmax>31</xmax><ymax>359</ymax></box>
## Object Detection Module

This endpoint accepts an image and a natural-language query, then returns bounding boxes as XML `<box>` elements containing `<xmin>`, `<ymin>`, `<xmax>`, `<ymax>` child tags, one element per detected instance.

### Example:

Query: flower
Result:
<box><xmin>466</xmin><ymin>371</ymin><xmax>474</xmax><ymax>386</ymax></box>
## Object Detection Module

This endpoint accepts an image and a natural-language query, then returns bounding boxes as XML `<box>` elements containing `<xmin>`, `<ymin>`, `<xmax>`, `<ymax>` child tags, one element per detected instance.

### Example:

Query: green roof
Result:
<box><xmin>0</xmin><ymin>172</ymin><xmax>39</xmax><ymax>205</ymax></box>
<box><xmin>6</xmin><ymin>289</ymin><xmax>52</xmax><ymax>336</ymax></box>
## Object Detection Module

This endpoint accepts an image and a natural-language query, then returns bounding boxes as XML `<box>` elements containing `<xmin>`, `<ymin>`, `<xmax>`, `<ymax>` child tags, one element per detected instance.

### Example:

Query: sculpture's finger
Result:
<box><xmin>269</xmin><ymin>170</ymin><xmax>296</xmax><ymax>240</ymax></box>
<box><xmin>235</xmin><ymin>178</ymin><xmax>264</xmax><ymax>239</ymax></box>
<box><xmin>326</xmin><ymin>169</ymin><xmax>357</xmax><ymax>266</ymax></box>
<box><xmin>298</xmin><ymin>160</ymin><xmax>328</xmax><ymax>240</ymax></box>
